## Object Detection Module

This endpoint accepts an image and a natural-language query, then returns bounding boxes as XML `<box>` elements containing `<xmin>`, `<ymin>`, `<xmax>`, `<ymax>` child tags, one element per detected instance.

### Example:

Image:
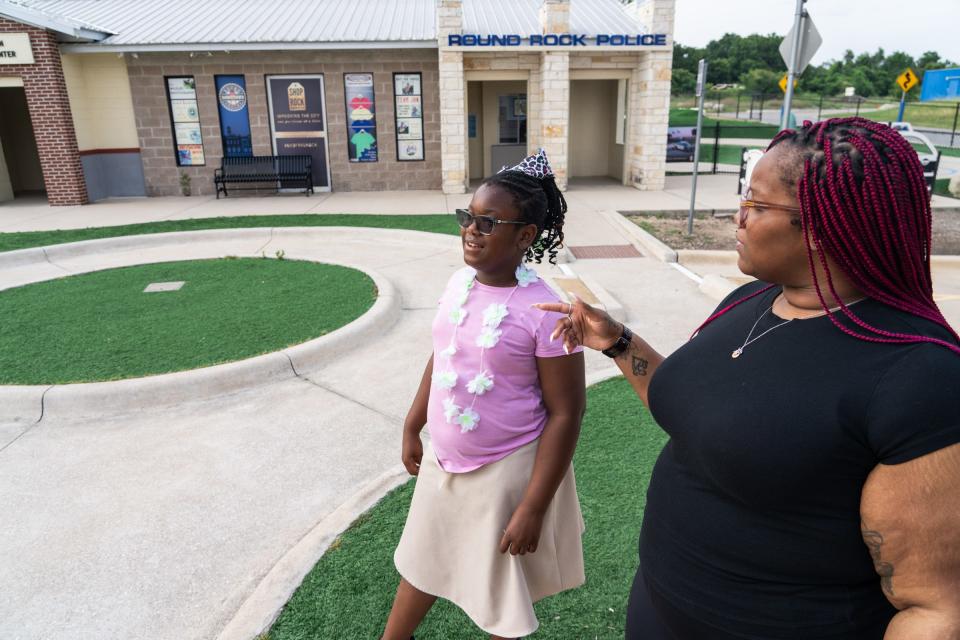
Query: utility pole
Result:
<box><xmin>687</xmin><ymin>59</ymin><xmax>707</xmax><ymax>236</ymax></box>
<box><xmin>781</xmin><ymin>0</ymin><xmax>806</xmax><ymax>130</ymax></box>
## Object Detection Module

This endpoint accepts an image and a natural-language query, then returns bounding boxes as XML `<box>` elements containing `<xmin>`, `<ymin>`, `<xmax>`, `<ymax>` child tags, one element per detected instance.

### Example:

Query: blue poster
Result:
<box><xmin>344</xmin><ymin>73</ymin><xmax>377</xmax><ymax>162</ymax></box>
<box><xmin>216</xmin><ymin>75</ymin><xmax>252</xmax><ymax>157</ymax></box>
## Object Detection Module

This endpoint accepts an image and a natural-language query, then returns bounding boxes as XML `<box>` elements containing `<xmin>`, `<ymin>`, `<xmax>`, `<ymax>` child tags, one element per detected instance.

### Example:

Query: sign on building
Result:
<box><xmin>394</xmin><ymin>73</ymin><xmax>424</xmax><ymax>161</ymax></box>
<box><xmin>215</xmin><ymin>75</ymin><xmax>252</xmax><ymax>158</ymax></box>
<box><xmin>344</xmin><ymin>73</ymin><xmax>378</xmax><ymax>163</ymax></box>
<box><xmin>165</xmin><ymin>76</ymin><xmax>205</xmax><ymax>166</ymax></box>
<box><xmin>0</xmin><ymin>33</ymin><xmax>34</xmax><ymax>65</ymax></box>
<box><xmin>266</xmin><ymin>75</ymin><xmax>332</xmax><ymax>190</ymax></box>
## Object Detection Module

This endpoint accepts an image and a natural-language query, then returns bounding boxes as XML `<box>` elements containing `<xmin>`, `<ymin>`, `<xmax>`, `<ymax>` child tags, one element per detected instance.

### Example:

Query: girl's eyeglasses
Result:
<box><xmin>455</xmin><ymin>209</ymin><xmax>527</xmax><ymax>235</ymax></box>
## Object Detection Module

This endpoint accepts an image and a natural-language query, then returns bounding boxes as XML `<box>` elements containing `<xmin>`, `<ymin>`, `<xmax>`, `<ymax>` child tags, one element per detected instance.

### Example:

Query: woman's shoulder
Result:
<box><xmin>714</xmin><ymin>280</ymin><xmax>774</xmax><ymax>313</ymax></box>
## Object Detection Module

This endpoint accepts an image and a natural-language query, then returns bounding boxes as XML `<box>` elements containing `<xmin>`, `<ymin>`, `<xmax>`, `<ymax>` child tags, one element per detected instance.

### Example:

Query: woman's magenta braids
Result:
<box><xmin>692</xmin><ymin>117</ymin><xmax>959</xmax><ymax>355</ymax></box>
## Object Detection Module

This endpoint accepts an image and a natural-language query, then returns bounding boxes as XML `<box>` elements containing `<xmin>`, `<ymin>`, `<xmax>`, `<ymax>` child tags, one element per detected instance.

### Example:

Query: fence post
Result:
<box><xmin>817</xmin><ymin>94</ymin><xmax>823</xmax><ymax>122</ymax></box>
<box><xmin>736</xmin><ymin>93</ymin><xmax>741</xmax><ymax>120</ymax></box>
<box><xmin>855</xmin><ymin>97</ymin><xmax>862</xmax><ymax>117</ymax></box>
<box><xmin>749</xmin><ymin>95</ymin><xmax>755</xmax><ymax>120</ymax></box>
<box><xmin>712</xmin><ymin>122</ymin><xmax>720</xmax><ymax>173</ymax></box>
<box><xmin>951</xmin><ymin>102</ymin><xmax>959</xmax><ymax>148</ymax></box>
<box><xmin>759</xmin><ymin>94</ymin><xmax>765</xmax><ymax>123</ymax></box>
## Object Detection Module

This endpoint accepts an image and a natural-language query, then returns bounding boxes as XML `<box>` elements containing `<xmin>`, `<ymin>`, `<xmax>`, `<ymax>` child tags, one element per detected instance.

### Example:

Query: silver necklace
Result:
<box><xmin>731</xmin><ymin>305</ymin><xmax>792</xmax><ymax>359</ymax></box>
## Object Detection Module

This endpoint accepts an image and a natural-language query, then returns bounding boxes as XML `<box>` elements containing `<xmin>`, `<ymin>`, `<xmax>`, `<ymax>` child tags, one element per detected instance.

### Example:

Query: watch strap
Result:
<box><xmin>601</xmin><ymin>325</ymin><xmax>633</xmax><ymax>358</ymax></box>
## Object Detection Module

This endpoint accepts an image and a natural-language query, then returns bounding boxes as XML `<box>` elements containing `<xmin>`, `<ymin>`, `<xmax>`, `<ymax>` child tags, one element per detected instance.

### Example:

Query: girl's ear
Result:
<box><xmin>518</xmin><ymin>223</ymin><xmax>538</xmax><ymax>251</ymax></box>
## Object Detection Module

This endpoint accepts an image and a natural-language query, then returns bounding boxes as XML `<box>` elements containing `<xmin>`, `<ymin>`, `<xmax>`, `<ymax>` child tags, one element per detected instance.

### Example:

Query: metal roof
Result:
<box><xmin>463</xmin><ymin>0</ymin><xmax>647</xmax><ymax>37</ymax></box>
<box><xmin>17</xmin><ymin>0</ymin><xmax>437</xmax><ymax>48</ymax></box>
<box><xmin>0</xmin><ymin>0</ymin><xmax>111</xmax><ymax>41</ymax></box>
<box><xmin>7</xmin><ymin>0</ymin><xmax>651</xmax><ymax>50</ymax></box>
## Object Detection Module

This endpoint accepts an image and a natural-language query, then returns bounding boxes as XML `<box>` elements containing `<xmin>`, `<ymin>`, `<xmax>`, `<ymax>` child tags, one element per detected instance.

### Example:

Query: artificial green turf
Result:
<box><xmin>0</xmin><ymin>258</ymin><xmax>375</xmax><ymax>384</ymax></box>
<box><xmin>934</xmin><ymin>179</ymin><xmax>958</xmax><ymax>200</ymax></box>
<box><xmin>265</xmin><ymin>377</ymin><xmax>668</xmax><ymax>640</ymax></box>
<box><xmin>0</xmin><ymin>214</ymin><xmax>459</xmax><ymax>254</ymax></box>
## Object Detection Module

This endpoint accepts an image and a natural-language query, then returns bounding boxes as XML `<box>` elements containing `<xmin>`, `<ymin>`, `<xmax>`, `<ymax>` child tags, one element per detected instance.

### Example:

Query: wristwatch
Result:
<box><xmin>601</xmin><ymin>325</ymin><xmax>633</xmax><ymax>358</ymax></box>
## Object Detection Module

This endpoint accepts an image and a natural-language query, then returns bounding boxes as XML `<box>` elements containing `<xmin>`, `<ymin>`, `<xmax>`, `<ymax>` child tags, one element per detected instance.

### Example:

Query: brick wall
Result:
<box><xmin>0</xmin><ymin>18</ymin><xmax>88</xmax><ymax>205</ymax></box>
<box><xmin>126</xmin><ymin>49</ymin><xmax>441</xmax><ymax>196</ymax></box>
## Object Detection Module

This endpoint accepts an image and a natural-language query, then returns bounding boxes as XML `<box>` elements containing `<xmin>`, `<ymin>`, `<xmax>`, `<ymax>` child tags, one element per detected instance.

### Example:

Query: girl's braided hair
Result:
<box><xmin>480</xmin><ymin>170</ymin><xmax>568</xmax><ymax>264</ymax></box>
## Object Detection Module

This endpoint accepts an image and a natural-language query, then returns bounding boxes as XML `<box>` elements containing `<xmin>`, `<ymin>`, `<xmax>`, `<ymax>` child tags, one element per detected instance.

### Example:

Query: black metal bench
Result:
<box><xmin>214</xmin><ymin>155</ymin><xmax>314</xmax><ymax>198</ymax></box>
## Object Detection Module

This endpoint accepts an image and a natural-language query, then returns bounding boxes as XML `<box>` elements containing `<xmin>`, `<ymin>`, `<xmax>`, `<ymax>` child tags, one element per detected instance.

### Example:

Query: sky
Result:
<box><xmin>673</xmin><ymin>0</ymin><xmax>957</xmax><ymax>67</ymax></box>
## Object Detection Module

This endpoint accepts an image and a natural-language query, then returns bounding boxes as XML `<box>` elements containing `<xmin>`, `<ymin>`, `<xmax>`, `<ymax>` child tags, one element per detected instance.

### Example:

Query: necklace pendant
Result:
<box><xmin>731</xmin><ymin>348</ymin><xmax>742</xmax><ymax>359</ymax></box>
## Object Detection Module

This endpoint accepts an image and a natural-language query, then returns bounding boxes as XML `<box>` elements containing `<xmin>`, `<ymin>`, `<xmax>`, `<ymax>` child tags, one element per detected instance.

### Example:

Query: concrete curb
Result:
<box><xmin>0</xmin><ymin>229</ymin><xmax>416</xmax><ymax>423</ymax></box>
<box><xmin>216</xmin><ymin>464</ymin><xmax>411</xmax><ymax>640</ymax></box>
<box><xmin>599</xmin><ymin>210</ymin><xmax>678</xmax><ymax>263</ymax></box>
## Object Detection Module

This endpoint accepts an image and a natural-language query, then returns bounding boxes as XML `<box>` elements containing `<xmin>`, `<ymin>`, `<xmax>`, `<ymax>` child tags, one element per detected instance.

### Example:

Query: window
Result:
<box><xmin>498</xmin><ymin>94</ymin><xmax>527</xmax><ymax>144</ymax></box>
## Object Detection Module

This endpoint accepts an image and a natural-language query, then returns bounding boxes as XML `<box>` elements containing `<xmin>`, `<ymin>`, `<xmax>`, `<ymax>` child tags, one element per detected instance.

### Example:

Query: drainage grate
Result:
<box><xmin>568</xmin><ymin>245</ymin><xmax>643</xmax><ymax>259</ymax></box>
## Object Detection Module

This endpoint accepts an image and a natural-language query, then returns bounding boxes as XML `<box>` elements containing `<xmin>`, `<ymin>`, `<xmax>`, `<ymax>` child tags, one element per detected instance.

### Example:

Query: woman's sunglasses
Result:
<box><xmin>455</xmin><ymin>209</ymin><xmax>527</xmax><ymax>236</ymax></box>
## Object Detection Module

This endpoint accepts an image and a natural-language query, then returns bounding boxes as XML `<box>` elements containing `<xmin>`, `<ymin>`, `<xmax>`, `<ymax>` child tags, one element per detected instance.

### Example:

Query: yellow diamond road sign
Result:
<box><xmin>779</xmin><ymin>75</ymin><xmax>798</xmax><ymax>93</ymax></box>
<box><xmin>897</xmin><ymin>68</ymin><xmax>918</xmax><ymax>92</ymax></box>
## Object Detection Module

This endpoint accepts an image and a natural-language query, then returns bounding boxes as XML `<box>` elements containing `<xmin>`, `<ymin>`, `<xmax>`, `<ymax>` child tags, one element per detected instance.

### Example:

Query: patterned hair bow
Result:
<box><xmin>499</xmin><ymin>148</ymin><xmax>554</xmax><ymax>179</ymax></box>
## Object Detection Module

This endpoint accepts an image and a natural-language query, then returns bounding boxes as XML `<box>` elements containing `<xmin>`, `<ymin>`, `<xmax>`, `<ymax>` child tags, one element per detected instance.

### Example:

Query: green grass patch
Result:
<box><xmin>266</xmin><ymin>377</ymin><xmax>668</xmax><ymax>639</ymax></box>
<box><xmin>934</xmin><ymin>179</ymin><xmax>958</xmax><ymax>200</ymax></box>
<box><xmin>0</xmin><ymin>214</ymin><xmax>459</xmax><ymax>254</ymax></box>
<box><xmin>829</xmin><ymin>105</ymin><xmax>959</xmax><ymax>130</ymax></box>
<box><xmin>669</xmin><ymin>108</ymin><xmax>778</xmax><ymax>138</ymax></box>
<box><xmin>0</xmin><ymin>258</ymin><xmax>375</xmax><ymax>384</ymax></box>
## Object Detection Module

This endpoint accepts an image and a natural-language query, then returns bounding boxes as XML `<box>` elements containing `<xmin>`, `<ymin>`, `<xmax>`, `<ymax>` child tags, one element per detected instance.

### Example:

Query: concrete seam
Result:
<box><xmin>253</xmin><ymin>227</ymin><xmax>276</xmax><ymax>256</ymax></box>
<box><xmin>377</xmin><ymin>247</ymin><xmax>453</xmax><ymax>270</ymax></box>
<box><xmin>296</xmin><ymin>375</ymin><xmax>401</xmax><ymax>424</ymax></box>
<box><xmin>40</xmin><ymin>247</ymin><xmax>73</xmax><ymax>273</ymax></box>
<box><xmin>0</xmin><ymin>385</ymin><xmax>54</xmax><ymax>455</ymax></box>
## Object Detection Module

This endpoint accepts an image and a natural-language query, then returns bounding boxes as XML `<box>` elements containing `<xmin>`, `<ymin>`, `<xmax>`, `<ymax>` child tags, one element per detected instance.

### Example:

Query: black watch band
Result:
<box><xmin>601</xmin><ymin>325</ymin><xmax>633</xmax><ymax>358</ymax></box>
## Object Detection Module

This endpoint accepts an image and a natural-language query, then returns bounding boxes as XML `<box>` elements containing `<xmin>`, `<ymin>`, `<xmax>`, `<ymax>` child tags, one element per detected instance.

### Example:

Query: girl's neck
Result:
<box><xmin>474</xmin><ymin>266</ymin><xmax>519</xmax><ymax>287</ymax></box>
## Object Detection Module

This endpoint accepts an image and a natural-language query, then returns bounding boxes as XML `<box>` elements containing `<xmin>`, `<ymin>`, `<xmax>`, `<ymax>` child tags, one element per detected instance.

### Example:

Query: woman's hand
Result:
<box><xmin>534</xmin><ymin>295</ymin><xmax>623</xmax><ymax>354</ymax></box>
<box><xmin>401</xmin><ymin>432</ymin><xmax>423</xmax><ymax>476</ymax></box>
<box><xmin>499</xmin><ymin>503</ymin><xmax>546</xmax><ymax>556</ymax></box>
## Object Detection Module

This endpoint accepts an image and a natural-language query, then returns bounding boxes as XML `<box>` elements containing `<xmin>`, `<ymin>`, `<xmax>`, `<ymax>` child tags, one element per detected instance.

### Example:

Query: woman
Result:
<box><xmin>538</xmin><ymin>118</ymin><xmax>960</xmax><ymax>639</ymax></box>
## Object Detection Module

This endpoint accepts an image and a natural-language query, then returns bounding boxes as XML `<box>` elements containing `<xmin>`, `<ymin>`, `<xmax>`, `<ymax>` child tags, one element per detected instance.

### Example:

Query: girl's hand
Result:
<box><xmin>401</xmin><ymin>432</ymin><xmax>423</xmax><ymax>476</ymax></box>
<box><xmin>534</xmin><ymin>295</ymin><xmax>623</xmax><ymax>354</ymax></box>
<box><xmin>499</xmin><ymin>504</ymin><xmax>545</xmax><ymax>556</ymax></box>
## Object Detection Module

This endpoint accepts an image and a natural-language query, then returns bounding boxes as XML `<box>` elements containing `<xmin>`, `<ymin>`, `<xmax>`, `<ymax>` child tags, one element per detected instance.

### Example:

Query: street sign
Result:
<box><xmin>779</xmin><ymin>75</ymin><xmax>799</xmax><ymax>93</ymax></box>
<box><xmin>779</xmin><ymin>15</ymin><xmax>822</xmax><ymax>75</ymax></box>
<box><xmin>695</xmin><ymin>58</ymin><xmax>707</xmax><ymax>97</ymax></box>
<box><xmin>896</xmin><ymin>68</ymin><xmax>919</xmax><ymax>92</ymax></box>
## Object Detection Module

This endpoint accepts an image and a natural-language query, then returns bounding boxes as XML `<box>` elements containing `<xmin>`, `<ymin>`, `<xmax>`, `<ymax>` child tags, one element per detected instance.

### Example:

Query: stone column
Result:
<box><xmin>538</xmin><ymin>51</ymin><xmax>569</xmax><ymax>190</ymax></box>
<box><xmin>537</xmin><ymin>0</ymin><xmax>570</xmax><ymax>190</ymax></box>
<box><xmin>625</xmin><ymin>0</ymin><xmax>675</xmax><ymax>191</ymax></box>
<box><xmin>437</xmin><ymin>0</ymin><xmax>466</xmax><ymax>194</ymax></box>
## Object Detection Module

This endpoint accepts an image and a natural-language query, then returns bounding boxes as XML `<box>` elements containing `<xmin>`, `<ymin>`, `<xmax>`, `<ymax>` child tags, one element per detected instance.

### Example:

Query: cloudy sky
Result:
<box><xmin>673</xmin><ymin>0</ymin><xmax>956</xmax><ymax>66</ymax></box>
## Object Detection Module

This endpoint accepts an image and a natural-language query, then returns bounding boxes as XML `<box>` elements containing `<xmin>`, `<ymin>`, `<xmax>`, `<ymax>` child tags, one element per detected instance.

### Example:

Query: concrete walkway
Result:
<box><xmin>0</xmin><ymin>187</ymin><xmax>717</xmax><ymax>639</ymax></box>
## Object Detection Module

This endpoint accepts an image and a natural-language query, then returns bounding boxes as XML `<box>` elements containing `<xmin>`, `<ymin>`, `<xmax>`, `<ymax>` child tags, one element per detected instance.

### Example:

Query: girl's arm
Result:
<box><xmin>401</xmin><ymin>354</ymin><xmax>433</xmax><ymax>476</ymax></box>
<box><xmin>500</xmin><ymin>351</ymin><xmax>586</xmax><ymax>555</ymax></box>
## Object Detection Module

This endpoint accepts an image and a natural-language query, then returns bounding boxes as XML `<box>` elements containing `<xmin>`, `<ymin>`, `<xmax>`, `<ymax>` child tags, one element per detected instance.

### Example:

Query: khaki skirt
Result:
<box><xmin>394</xmin><ymin>438</ymin><xmax>586</xmax><ymax>638</ymax></box>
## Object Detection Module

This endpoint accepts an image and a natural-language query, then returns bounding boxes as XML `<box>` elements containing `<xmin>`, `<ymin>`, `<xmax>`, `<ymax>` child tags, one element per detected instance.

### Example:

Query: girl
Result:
<box><xmin>382</xmin><ymin>150</ymin><xmax>587</xmax><ymax>640</ymax></box>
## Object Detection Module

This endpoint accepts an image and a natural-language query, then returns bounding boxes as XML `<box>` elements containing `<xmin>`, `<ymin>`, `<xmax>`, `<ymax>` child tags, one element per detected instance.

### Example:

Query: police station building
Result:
<box><xmin>0</xmin><ymin>0</ymin><xmax>675</xmax><ymax>205</ymax></box>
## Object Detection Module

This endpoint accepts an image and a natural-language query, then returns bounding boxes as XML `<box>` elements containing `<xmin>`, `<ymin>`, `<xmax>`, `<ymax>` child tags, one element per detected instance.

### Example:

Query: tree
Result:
<box><xmin>741</xmin><ymin>68</ymin><xmax>781</xmax><ymax>94</ymax></box>
<box><xmin>671</xmin><ymin>68</ymin><xmax>696</xmax><ymax>95</ymax></box>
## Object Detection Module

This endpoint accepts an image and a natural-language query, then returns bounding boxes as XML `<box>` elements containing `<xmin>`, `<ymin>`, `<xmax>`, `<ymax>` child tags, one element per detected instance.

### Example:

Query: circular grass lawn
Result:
<box><xmin>0</xmin><ymin>258</ymin><xmax>376</xmax><ymax>385</ymax></box>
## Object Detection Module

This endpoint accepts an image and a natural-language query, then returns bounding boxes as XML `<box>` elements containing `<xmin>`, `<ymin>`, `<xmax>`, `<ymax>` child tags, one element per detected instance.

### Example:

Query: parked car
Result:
<box><xmin>896</xmin><ymin>127</ymin><xmax>940</xmax><ymax>197</ymax></box>
<box><xmin>666</xmin><ymin>140</ymin><xmax>695</xmax><ymax>162</ymax></box>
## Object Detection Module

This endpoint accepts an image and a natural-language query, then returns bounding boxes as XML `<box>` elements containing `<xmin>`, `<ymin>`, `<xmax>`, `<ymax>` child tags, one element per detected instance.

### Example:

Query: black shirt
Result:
<box><xmin>641</xmin><ymin>281</ymin><xmax>960</xmax><ymax>639</ymax></box>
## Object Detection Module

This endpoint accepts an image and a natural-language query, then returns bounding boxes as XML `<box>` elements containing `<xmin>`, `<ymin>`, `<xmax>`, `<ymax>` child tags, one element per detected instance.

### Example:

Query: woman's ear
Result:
<box><xmin>518</xmin><ymin>224</ymin><xmax>538</xmax><ymax>251</ymax></box>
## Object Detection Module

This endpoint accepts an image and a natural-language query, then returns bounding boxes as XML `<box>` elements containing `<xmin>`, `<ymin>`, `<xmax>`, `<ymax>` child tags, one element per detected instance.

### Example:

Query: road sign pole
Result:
<box><xmin>688</xmin><ymin>59</ymin><xmax>708</xmax><ymax>236</ymax></box>
<box><xmin>781</xmin><ymin>0</ymin><xmax>806</xmax><ymax>131</ymax></box>
<box><xmin>897</xmin><ymin>89</ymin><xmax>907</xmax><ymax>122</ymax></box>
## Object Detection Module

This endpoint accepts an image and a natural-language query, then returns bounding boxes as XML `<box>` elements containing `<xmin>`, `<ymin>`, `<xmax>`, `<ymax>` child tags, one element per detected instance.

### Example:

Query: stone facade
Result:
<box><xmin>0</xmin><ymin>18</ymin><xmax>88</xmax><ymax>205</ymax></box>
<box><xmin>437</xmin><ymin>0</ymin><xmax>466</xmax><ymax>193</ymax></box>
<box><xmin>126</xmin><ymin>49</ymin><xmax>442</xmax><ymax>197</ymax></box>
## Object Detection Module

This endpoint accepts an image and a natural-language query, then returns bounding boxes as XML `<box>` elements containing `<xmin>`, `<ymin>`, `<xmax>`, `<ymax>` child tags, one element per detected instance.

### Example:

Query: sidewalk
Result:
<box><xmin>0</xmin><ymin>189</ymin><xmax>717</xmax><ymax>640</ymax></box>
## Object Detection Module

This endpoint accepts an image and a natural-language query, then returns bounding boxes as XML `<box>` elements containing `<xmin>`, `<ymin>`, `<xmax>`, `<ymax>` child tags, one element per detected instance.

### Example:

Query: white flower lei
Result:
<box><xmin>434</xmin><ymin>264</ymin><xmax>538</xmax><ymax>433</ymax></box>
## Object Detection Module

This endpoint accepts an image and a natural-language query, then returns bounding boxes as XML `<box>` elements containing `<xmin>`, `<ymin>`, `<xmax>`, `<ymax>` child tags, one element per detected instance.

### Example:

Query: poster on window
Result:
<box><xmin>395</xmin><ymin>74</ymin><xmax>421</xmax><ymax>96</ymax></box>
<box><xmin>393</xmin><ymin>72</ymin><xmax>424</xmax><ymax>162</ymax></box>
<box><xmin>344</xmin><ymin>73</ymin><xmax>377</xmax><ymax>163</ymax></box>
<box><xmin>216</xmin><ymin>75</ymin><xmax>253</xmax><ymax>158</ymax></box>
<box><xmin>166</xmin><ymin>76</ymin><xmax>205</xmax><ymax>166</ymax></box>
<box><xmin>266</xmin><ymin>74</ymin><xmax>331</xmax><ymax>189</ymax></box>
<box><xmin>395</xmin><ymin>95</ymin><xmax>421</xmax><ymax>119</ymax></box>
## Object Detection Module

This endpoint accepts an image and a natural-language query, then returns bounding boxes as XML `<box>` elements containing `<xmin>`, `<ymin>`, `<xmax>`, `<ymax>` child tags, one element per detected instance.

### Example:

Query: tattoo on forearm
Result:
<box><xmin>862</xmin><ymin>528</ymin><xmax>895</xmax><ymax>597</ymax></box>
<box><xmin>631</xmin><ymin>355</ymin><xmax>649</xmax><ymax>377</ymax></box>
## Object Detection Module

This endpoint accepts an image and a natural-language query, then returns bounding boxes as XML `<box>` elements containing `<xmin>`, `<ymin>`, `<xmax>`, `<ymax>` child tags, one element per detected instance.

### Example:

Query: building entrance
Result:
<box><xmin>0</xmin><ymin>86</ymin><xmax>44</xmax><ymax>202</ymax></box>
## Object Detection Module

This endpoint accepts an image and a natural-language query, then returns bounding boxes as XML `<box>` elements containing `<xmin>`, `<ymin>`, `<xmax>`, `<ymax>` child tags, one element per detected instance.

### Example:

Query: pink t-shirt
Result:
<box><xmin>427</xmin><ymin>267</ymin><xmax>580</xmax><ymax>473</ymax></box>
